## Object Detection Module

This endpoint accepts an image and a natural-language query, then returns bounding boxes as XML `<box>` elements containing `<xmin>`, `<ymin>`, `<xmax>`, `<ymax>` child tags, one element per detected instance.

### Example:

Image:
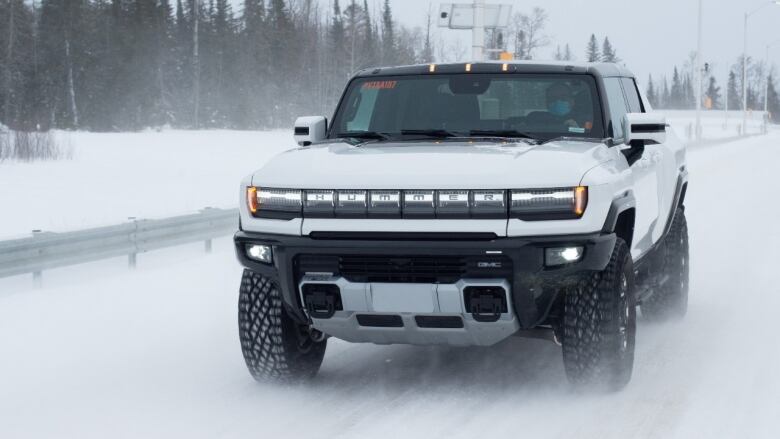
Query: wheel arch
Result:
<box><xmin>602</xmin><ymin>191</ymin><xmax>636</xmax><ymax>249</ymax></box>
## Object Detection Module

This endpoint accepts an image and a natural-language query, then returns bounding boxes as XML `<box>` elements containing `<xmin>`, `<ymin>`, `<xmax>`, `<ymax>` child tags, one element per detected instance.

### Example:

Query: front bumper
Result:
<box><xmin>234</xmin><ymin>231</ymin><xmax>616</xmax><ymax>340</ymax></box>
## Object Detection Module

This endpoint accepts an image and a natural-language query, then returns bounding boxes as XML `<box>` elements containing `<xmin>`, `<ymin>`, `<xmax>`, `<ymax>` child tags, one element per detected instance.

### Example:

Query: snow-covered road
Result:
<box><xmin>2</xmin><ymin>133</ymin><xmax>779</xmax><ymax>438</ymax></box>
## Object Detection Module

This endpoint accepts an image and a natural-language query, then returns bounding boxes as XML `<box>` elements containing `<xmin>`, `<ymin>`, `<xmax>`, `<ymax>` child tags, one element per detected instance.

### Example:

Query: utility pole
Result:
<box><xmin>742</xmin><ymin>2</ymin><xmax>780</xmax><ymax>136</ymax></box>
<box><xmin>472</xmin><ymin>0</ymin><xmax>485</xmax><ymax>61</ymax></box>
<box><xmin>694</xmin><ymin>0</ymin><xmax>703</xmax><ymax>140</ymax></box>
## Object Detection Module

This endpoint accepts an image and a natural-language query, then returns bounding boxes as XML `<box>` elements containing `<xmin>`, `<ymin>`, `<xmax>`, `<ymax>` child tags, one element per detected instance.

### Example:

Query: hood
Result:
<box><xmin>252</xmin><ymin>140</ymin><xmax>612</xmax><ymax>189</ymax></box>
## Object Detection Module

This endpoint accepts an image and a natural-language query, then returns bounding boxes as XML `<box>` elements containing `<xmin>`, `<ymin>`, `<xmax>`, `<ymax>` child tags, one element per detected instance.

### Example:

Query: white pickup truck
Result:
<box><xmin>234</xmin><ymin>61</ymin><xmax>689</xmax><ymax>391</ymax></box>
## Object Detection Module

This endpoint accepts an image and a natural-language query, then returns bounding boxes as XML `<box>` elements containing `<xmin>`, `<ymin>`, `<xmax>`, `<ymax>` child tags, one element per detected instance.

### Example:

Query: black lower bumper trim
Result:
<box><xmin>234</xmin><ymin>230</ymin><xmax>616</xmax><ymax>329</ymax></box>
<box><xmin>415</xmin><ymin>315</ymin><xmax>465</xmax><ymax>329</ymax></box>
<box><xmin>356</xmin><ymin>314</ymin><xmax>404</xmax><ymax>328</ymax></box>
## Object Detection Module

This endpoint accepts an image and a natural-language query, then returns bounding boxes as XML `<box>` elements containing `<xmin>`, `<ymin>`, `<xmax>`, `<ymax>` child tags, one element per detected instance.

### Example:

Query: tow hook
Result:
<box><xmin>310</xmin><ymin>329</ymin><xmax>326</xmax><ymax>342</ymax></box>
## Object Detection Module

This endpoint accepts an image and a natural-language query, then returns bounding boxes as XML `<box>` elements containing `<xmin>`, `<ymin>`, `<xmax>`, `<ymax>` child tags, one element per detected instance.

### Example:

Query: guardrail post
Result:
<box><xmin>31</xmin><ymin>230</ymin><xmax>44</xmax><ymax>288</ymax></box>
<box><xmin>128</xmin><ymin>217</ymin><xmax>137</xmax><ymax>269</ymax></box>
<box><xmin>202</xmin><ymin>208</ymin><xmax>214</xmax><ymax>254</ymax></box>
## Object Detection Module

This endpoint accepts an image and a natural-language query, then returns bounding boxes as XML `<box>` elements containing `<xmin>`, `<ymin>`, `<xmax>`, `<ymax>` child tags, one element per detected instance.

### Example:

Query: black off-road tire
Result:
<box><xmin>238</xmin><ymin>269</ymin><xmax>327</xmax><ymax>383</ymax></box>
<box><xmin>562</xmin><ymin>238</ymin><xmax>636</xmax><ymax>391</ymax></box>
<box><xmin>641</xmin><ymin>209</ymin><xmax>689</xmax><ymax>321</ymax></box>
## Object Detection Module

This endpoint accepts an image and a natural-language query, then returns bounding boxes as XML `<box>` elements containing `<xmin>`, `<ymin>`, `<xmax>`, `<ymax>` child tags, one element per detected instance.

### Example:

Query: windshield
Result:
<box><xmin>330</xmin><ymin>73</ymin><xmax>605</xmax><ymax>141</ymax></box>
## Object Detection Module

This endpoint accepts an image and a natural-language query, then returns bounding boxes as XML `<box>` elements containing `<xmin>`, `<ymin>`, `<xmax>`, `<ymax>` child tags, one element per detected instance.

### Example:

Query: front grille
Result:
<box><xmin>296</xmin><ymin>254</ymin><xmax>512</xmax><ymax>284</ymax></box>
<box><xmin>339</xmin><ymin>255</ymin><xmax>466</xmax><ymax>283</ymax></box>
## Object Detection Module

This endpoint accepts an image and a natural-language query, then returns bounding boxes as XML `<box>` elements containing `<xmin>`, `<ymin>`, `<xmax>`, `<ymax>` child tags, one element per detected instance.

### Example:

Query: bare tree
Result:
<box><xmin>511</xmin><ymin>7</ymin><xmax>549</xmax><ymax>60</ymax></box>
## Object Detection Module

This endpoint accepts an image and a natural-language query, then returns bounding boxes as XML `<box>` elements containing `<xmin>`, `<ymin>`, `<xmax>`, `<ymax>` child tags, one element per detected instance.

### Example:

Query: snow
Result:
<box><xmin>1</xmin><ymin>130</ymin><xmax>780</xmax><ymax>438</ymax></box>
<box><xmin>0</xmin><ymin>130</ymin><xmax>295</xmax><ymax>239</ymax></box>
<box><xmin>662</xmin><ymin>110</ymin><xmax>768</xmax><ymax>141</ymax></box>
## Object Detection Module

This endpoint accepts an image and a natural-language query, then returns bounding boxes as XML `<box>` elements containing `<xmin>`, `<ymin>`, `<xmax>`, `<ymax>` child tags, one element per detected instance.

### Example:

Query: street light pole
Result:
<box><xmin>472</xmin><ymin>0</ymin><xmax>485</xmax><ymax>61</ymax></box>
<box><xmin>695</xmin><ymin>0</ymin><xmax>703</xmax><ymax>140</ymax></box>
<box><xmin>742</xmin><ymin>1</ymin><xmax>780</xmax><ymax>135</ymax></box>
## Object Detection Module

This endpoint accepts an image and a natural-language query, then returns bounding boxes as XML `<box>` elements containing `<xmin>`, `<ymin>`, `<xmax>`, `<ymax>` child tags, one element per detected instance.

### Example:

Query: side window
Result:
<box><xmin>604</xmin><ymin>78</ymin><xmax>628</xmax><ymax>140</ymax></box>
<box><xmin>621</xmin><ymin>78</ymin><xmax>644</xmax><ymax>113</ymax></box>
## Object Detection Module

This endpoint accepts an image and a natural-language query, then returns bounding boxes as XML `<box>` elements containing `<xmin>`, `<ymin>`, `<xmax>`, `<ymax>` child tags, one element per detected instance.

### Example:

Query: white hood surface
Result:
<box><xmin>252</xmin><ymin>140</ymin><xmax>612</xmax><ymax>189</ymax></box>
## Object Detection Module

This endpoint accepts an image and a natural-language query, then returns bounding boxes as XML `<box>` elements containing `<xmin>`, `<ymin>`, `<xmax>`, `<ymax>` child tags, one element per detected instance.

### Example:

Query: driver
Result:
<box><xmin>546</xmin><ymin>83</ymin><xmax>579</xmax><ymax>128</ymax></box>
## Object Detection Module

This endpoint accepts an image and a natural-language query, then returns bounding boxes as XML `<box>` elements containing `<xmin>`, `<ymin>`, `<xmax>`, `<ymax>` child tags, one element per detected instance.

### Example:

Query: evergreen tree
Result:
<box><xmin>0</xmin><ymin>0</ymin><xmax>36</xmax><ymax>129</ymax></box>
<box><xmin>601</xmin><ymin>37</ymin><xmax>619</xmax><ymax>63</ymax></box>
<box><xmin>585</xmin><ymin>34</ymin><xmax>599</xmax><ymax>62</ymax></box>
<box><xmin>661</xmin><ymin>77</ymin><xmax>671</xmax><ymax>109</ymax></box>
<box><xmin>727</xmin><ymin>70</ymin><xmax>741</xmax><ymax>111</ymax></box>
<box><xmin>646</xmin><ymin>75</ymin><xmax>658</xmax><ymax>108</ymax></box>
<box><xmin>670</xmin><ymin>67</ymin><xmax>683</xmax><ymax>109</ymax></box>
<box><xmin>563</xmin><ymin>43</ymin><xmax>573</xmax><ymax>61</ymax></box>
<box><xmin>381</xmin><ymin>0</ymin><xmax>395</xmax><ymax>65</ymax></box>
<box><xmin>705</xmin><ymin>76</ymin><xmax>722</xmax><ymax>110</ymax></box>
<box><xmin>420</xmin><ymin>5</ymin><xmax>434</xmax><ymax>63</ymax></box>
<box><xmin>553</xmin><ymin>45</ymin><xmax>563</xmax><ymax>61</ymax></box>
<box><xmin>768</xmin><ymin>74</ymin><xmax>780</xmax><ymax>123</ymax></box>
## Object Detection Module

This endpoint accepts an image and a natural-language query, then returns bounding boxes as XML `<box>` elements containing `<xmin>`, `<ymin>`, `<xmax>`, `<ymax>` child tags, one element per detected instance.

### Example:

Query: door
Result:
<box><xmin>621</xmin><ymin>77</ymin><xmax>679</xmax><ymax>247</ymax></box>
<box><xmin>604</xmin><ymin>77</ymin><xmax>659</xmax><ymax>259</ymax></box>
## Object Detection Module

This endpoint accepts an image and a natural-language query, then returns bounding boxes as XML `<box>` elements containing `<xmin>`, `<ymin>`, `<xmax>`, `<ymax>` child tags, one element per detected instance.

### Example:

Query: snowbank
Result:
<box><xmin>0</xmin><ymin>130</ymin><xmax>295</xmax><ymax>239</ymax></box>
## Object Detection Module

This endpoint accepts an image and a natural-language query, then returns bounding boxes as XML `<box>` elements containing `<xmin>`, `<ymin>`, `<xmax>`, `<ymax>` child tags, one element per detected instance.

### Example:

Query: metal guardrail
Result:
<box><xmin>0</xmin><ymin>207</ymin><xmax>237</xmax><ymax>285</ymax></box>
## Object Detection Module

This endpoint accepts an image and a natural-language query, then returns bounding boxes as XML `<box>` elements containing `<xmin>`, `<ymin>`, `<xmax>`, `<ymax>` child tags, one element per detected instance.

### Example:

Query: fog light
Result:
<box><xmin>545</xmin><ymin>246</ymin><xmax>584</xmax><ymax>266</ymax></box>
<box><xmin>246</xmin><ymin>244</ymin><xmax>273</xmax><ymax>264</ymax></box>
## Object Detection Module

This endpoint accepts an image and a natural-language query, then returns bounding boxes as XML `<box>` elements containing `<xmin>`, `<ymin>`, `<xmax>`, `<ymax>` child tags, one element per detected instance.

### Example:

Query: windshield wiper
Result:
<box><xmin>400</xmin><ymin>129</ymin><xmax>459</xmax><ymax>138</ymax></box>
<box><xmin>468</xmin><ymin>129</ymin><xmax>537</xmax><ymax>140</ymax></box>
<box><xmin>336</xmin><ymin>131</ymin><xmax>392</xmax><ymax>141</ymax></box>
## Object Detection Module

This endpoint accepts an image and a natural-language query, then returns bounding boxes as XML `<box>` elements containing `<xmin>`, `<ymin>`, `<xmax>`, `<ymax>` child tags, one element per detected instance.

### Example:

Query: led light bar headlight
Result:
<box><xmin>247</xmin><ymin>187</ymin><xmax>302</xmax><ymax>217</ymax></box>
<box><xmin>510</xmin><ymin>186</ymin><xmax>587</xmax><ymax>220</ymax></box>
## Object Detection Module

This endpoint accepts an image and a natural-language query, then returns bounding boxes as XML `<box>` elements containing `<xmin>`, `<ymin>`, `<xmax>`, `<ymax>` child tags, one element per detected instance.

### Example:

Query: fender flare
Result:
<box><xmin>661</xmin><ymin>169</ymin><xmax>689</xmax><ymax>237</ymax></box>
<box><xmin>602</xmin><ymin>191</ymin><xmax>636</xmax><ymax>233</ymax></box>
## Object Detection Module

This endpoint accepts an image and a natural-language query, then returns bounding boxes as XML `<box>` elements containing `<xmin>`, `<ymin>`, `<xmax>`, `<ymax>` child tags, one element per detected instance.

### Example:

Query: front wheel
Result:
<box><xmin>238</xmin><ymin>269</ymin><xmax>327</xmax><ymax>383</ymax></box>
<box><xmin>562</xmin><ymin>238</ymin><xmax>636</xmax><ymax>391</ymax></box>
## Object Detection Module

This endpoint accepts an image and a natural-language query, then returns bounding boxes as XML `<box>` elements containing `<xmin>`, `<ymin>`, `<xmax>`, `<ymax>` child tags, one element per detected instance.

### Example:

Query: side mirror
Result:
<box><xmin>623</xmin><ymin>113</ymin><xmax>667</xmax><ymax>147</ymax></box>
<box><xmin>294</xmin><ymin>116</ymin><xmax>327</xmax><ymax>146</ymax></box>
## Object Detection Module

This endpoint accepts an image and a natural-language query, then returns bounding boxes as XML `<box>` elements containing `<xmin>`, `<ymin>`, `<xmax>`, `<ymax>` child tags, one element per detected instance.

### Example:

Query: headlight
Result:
<box><xmin>247</xmin><ymin>187</ymin><xmax>302</xmax><ymax>217</ymax></box>
<box><xmin>510</xmin><ymin>186</ymin><xmax>587</xmax><ymax>220</ymax></box>
<box><xmin>246</xmin><ymin>244</ymin><xmax>273</xmax><ymax>264</ymax></box>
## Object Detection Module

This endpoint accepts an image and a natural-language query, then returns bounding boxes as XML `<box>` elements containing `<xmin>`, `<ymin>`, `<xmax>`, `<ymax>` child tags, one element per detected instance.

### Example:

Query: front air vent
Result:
<box><xmin>339</xmin><ymin>255</ymin><xmax>466</xmax><ymax>283</ymax></box>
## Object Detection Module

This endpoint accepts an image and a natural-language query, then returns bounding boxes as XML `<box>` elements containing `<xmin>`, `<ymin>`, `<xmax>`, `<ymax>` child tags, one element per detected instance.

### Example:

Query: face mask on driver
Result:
<box><xmin>548</xmin><ymin>100</ymin><xmax>572</xmax><ymax>116</ymax></box>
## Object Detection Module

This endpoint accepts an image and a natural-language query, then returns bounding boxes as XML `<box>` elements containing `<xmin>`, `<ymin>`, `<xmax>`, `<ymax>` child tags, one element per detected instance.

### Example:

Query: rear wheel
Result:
<box><xmin>562</xmin><ymin>238</ymin><xmax>636</xmax><ymax>391</ymax></box>
<box><xmin>238</xmin><ymin>269</ymin><xmax>327</xmax><ymax>383</ymax></box>
<box><xmin>641</xmin><ymin>209</ymin><xmax>689</xmax><ymax>321</ymax></box>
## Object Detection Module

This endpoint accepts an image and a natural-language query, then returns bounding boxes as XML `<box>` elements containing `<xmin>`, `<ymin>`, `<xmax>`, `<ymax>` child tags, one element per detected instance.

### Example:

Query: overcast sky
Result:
<box><xmin>393</xmin><ymin>0</ymin><xmax>780</xmax><ymax>87</ymax></box>
<box><xmin>232</xmin><ymin>0</ymin><xmax>780</xmax><ymax>88</ymax></box>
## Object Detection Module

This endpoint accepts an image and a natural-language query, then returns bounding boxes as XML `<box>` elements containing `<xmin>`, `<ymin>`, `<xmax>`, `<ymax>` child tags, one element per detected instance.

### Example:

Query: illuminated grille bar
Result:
<box><xmin>251</xmin><ymin>188</ymin><xmax>586</xmax><ymax>220</ymax></box>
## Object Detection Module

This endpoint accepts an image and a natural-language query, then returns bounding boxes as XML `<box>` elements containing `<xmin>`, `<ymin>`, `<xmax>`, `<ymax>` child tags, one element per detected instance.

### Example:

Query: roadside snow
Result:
<box><xmin>0</xmin><ymin>130</ymin><xmax>294</xmax><ymax>239</ymax></box>
<box><xmin>662</xmin><ymin>110</ymin><xmax>767</xmax><ymax>141</ymax></box>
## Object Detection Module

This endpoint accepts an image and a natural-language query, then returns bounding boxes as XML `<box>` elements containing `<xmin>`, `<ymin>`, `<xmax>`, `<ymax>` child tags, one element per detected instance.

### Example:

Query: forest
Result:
<box><xmin>1</xmin><ymin>1</ymin><xmax>778</xmax><ymax>132</ymax></box>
